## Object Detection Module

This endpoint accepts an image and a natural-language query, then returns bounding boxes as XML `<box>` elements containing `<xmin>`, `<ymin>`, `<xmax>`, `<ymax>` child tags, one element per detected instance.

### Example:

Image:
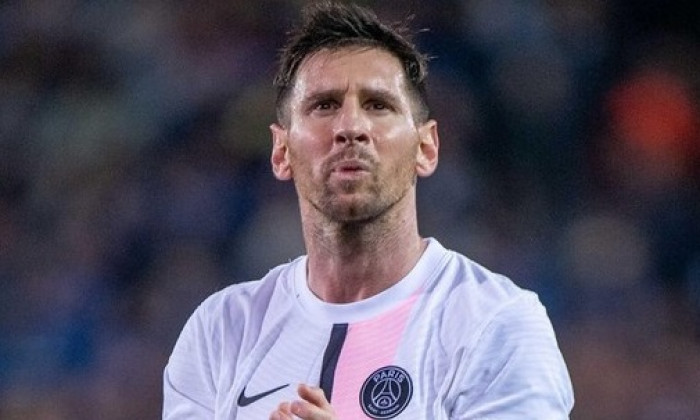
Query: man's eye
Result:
<box><xmin>367</xmin><ymin>101</ymin><xmax>390</xmax><ymax>111</ymax></box>
<box><xmin>315</xmin><ymin>101</ymin><xmax>335</xmax><ymax>110</ymax></box>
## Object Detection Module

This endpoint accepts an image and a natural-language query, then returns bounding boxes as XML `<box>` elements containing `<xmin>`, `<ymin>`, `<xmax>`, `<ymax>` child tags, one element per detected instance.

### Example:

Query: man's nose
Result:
<box><xmin>333</xmin><ymin>102</ymin><xmax>370</xmax><ymax>144</ymax></box>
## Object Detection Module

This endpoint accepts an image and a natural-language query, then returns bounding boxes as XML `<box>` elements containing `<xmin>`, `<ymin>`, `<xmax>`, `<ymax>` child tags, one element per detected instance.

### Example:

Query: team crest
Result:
<box><xmin>360</xmin><ymin>365</ymin><xmax>413</xmax><ymax>419</ymax></box>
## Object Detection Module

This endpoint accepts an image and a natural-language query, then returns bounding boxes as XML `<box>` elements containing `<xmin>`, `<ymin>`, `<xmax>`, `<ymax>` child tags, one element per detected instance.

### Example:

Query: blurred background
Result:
<box><xmin>0</xmin><ymin>0</ymin><xmax>698</xmax><ymax>418</ymax></box>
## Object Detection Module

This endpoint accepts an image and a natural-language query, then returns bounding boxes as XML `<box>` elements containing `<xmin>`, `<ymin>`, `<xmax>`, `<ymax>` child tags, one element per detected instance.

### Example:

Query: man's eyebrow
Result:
<box><xmin>302</xmin><ymin>89</ymin><xmax>345</xmax><ymax>104</ymax></box>
<box><xmin>302</xmin><ymin>88</ymin><xmax>402</xmax><ymax>104</ymax></box>
<box><xmin>360</xmin><ymin>88</ymin><xmax>401</xmax><ymax>104</ymax></box>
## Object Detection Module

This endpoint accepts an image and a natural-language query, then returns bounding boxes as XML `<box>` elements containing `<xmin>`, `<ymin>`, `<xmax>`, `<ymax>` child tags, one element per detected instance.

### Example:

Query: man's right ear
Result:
<box><xmin>270</xmin><ymin>123</ymin><xmax>292</xmax><ymax>181</ymax></box>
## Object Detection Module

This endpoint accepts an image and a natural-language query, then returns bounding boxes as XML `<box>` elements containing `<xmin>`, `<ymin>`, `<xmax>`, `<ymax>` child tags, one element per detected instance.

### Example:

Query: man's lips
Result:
<box><xmin>331</xmin><ymin>160</ymin><xmax>371</xmax><ymax>173</ymax></box>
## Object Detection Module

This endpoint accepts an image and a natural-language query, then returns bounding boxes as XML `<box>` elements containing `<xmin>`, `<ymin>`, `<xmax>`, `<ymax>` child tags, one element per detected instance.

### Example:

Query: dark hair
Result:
<box><xmin>273</xmin><ymin>1</ymin><xmax>430</xmax><ymax>125</ymax></box>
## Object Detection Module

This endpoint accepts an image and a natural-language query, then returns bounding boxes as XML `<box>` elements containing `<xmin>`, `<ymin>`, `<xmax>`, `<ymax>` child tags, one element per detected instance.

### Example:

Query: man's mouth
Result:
<box><xmin>332</xmin><ymin>160</ymin><xmax>370</xmax><ymax>173</ymax></box>
<box><xmin>329</xmin><ymin>160</ymin><xmax>372</xmax><ymax>182</ymax></box>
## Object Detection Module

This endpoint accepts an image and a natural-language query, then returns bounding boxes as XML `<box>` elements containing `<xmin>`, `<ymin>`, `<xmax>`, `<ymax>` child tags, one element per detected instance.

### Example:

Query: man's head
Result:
<box><xmin>274</xmin><ymin>1</ymin><xmax>430</xmax><ymax>127</ymax></box>
<box><xmin>269</xmin><ymin>2</ymin><xmax>439</xmax><ymax>225</ymax></box>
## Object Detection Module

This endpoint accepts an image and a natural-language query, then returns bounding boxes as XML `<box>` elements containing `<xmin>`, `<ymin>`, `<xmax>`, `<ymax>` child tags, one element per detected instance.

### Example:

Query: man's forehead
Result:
<box><xmin>292</xmin><ymin>47</ymin><xmax>407</xmax><ymax>96</ymax></box>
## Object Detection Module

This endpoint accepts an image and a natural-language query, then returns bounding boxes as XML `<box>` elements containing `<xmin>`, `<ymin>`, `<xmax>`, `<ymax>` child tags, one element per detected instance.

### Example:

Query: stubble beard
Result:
<box><xmin>314</xmin><ymin>160</ymin><xmax>417</xmax><ymax>227</ymax></box>
<box><xmin>291</xmin><ymin>144</ymin><xmax>418</xmax><ymax>229</ymax></box>
<box><xmin>319</xmin><ymin>176</ymin><xmax>384</xmax><ymax>224</ymax></box>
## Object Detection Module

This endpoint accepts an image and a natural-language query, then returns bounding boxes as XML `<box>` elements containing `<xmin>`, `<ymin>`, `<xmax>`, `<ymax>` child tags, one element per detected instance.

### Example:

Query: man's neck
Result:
<box><xmin>302</xmin><ymin>211</ymin><xmax>426</xmax><ymax>304</ymax></box>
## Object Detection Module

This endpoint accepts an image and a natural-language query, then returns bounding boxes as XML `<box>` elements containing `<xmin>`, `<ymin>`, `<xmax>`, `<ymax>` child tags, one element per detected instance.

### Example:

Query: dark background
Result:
<box><xmin>1</xmin><ymin>0</ymin><xmax>698</xmax><ymax>418</ymax></box>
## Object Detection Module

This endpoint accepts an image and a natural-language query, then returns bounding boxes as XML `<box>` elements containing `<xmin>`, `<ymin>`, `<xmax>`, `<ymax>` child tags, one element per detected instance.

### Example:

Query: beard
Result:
<box><xmin>295</xmin><ymin>146</ymin><xmax>417</xmax><ymax>224</ymax></box>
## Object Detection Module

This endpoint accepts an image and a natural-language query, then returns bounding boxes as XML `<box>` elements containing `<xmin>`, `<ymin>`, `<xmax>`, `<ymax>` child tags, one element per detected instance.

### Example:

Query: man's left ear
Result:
<box><xmin>416</xmin><ymin>120</ymin><xmax>439</xmax><ymax>177</ymax></box>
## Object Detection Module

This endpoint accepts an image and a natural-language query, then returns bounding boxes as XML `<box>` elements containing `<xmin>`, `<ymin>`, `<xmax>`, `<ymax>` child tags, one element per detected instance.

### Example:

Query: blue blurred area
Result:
<box><xmin>0</xmin><ymin>0</ymin><xmax>698</xmax><ymax>418</ymax></box>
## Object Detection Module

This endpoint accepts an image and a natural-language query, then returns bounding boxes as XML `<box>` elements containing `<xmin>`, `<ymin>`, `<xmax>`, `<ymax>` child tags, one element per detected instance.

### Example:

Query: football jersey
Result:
<box><xmin>163</xmin><ymin>238</ymin><xmax>574</xmax><ymax>419</ymax></box>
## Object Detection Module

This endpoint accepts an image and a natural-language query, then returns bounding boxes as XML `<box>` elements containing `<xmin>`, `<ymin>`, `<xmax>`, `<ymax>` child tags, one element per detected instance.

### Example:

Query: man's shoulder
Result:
<box><xmin>193</xmin><ymin>257</ymin><xmax>303</xmax><ymax>322</ymax></box>
<box><xmin>169</xmin><ymin>257</ymin><xmax>305</xmax><ymax>363</ymax></box>
<box><xmin>435</xmin><ymin>246</ymin><xmax>532</xmax><ymax>303</ymax></box>
<box><xmin>430</xmin><ymin>245</ymin><xmax>543</xmax><ymax>335</ymax></box>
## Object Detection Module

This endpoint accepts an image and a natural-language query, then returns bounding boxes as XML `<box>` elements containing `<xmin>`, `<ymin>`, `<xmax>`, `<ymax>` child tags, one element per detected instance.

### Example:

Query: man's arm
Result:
<box><xmin>452</xmin><ymin>295</ymin><xmax>574</xmax><ymax>419</ymax></box>
<box><xmin>163</xmin><ymin>309</ymin><xmax>217</xmax><ymax>419</ymax></box>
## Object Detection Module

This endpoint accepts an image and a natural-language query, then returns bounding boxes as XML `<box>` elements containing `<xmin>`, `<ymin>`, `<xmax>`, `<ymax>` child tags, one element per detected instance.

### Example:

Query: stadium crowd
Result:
<box><xmin>0</xmin><ymin>0</ymin><xmax>698</xmax><ymax>418</ymax></box>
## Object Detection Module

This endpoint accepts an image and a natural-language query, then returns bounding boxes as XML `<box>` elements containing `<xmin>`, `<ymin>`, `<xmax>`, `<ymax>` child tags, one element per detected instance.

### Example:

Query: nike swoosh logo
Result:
<box><xmin>237</xmin><ymin>384</ymin><xmax>289</xmax><ymax>407</ymax></box>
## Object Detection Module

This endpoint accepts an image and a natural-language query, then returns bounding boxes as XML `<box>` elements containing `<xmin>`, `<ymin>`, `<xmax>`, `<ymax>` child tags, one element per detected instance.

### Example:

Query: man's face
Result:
<box><xmin>271</xmin><ymin>47</ymin><xmax>438</xmax><ymax>223</ymax></box>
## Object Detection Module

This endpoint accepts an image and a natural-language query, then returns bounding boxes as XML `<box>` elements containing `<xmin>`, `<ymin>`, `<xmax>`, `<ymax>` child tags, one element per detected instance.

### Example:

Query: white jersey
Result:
<box><xmin>163</xmin><ymin>239</ymin><xmax>573</xmax><ymax>419</ymax></box>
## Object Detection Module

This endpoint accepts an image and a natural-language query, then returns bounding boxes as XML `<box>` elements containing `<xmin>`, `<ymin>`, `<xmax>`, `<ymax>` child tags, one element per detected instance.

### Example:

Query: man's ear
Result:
<box><xmin>270</xmin><ymin>123</ymin><xmax>292</xmax><ymax>181</ymax></box>
<box><xmin>416</xmin><ymin>119</ymin><xmax>439</xmax><ymax>177</ymax></box>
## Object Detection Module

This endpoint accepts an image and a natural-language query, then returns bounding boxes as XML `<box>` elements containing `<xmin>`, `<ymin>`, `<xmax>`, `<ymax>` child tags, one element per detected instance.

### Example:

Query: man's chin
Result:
<box><xmin>323</xmin><ymin>197</ymin><xmax>382</xmax><ymax>224</ymax></box>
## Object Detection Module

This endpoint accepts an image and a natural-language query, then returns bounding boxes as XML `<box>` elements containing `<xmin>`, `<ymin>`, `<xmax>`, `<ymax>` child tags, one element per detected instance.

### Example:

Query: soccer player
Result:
<box><xmin>163</xmin><ymin>2</ymin><xmax>574</xmax><ymax>419</ymax></box>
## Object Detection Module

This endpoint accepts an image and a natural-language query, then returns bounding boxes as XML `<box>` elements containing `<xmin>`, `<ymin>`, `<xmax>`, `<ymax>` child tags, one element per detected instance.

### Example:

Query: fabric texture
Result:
<box><xmin>163</xmin><ymin>239</ymin><xmax>574</xmax><ymax>419</ymax></box>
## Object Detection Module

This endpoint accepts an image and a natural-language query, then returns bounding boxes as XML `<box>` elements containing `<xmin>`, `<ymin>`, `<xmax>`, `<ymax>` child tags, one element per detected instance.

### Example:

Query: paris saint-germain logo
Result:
<box><xmin>360</xmin><ymin>365</ymin><xmax>413</xmax><ymax>419</ymax></box>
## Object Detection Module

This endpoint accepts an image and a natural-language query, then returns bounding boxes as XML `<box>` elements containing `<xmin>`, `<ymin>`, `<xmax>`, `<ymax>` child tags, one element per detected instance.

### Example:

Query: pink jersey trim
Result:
<box><xmin>331</xmin><ymin>293</ymin><xmax>420</xmax><ymax>418</ymax></box>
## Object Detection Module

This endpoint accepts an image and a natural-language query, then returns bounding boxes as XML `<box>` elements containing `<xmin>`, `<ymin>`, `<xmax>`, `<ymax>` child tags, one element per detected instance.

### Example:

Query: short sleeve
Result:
<box><xmin>163</xmin><ymin>305</ymin><xmax>217</xmax><ymax>419</ymax></box>
<box><xmin>451</xmin><ymin>295</ymin><xmax>574</xmax><ymax>419</ymax></box>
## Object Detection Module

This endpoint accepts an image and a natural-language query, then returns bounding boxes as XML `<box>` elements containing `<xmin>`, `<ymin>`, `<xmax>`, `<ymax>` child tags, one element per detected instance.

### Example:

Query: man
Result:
<box><xmin>163</xmin><ymin>2</ymin><xmax>574</xmax><ymax>419</ymax></box>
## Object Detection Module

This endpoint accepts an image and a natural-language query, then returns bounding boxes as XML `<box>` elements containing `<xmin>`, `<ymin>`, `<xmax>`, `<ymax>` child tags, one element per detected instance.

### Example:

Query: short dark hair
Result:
<box><xmin>273</xmin><ymin>1</ymin><xmax>430</xmax><ymax>125</ymax></box>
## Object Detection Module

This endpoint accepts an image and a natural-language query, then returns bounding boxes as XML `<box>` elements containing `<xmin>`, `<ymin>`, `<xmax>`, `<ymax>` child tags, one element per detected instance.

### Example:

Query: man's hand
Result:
<box><xmin>269</xmin><ymin>383</ymin><xmax>337</xmax><ymax>420</ymax></box>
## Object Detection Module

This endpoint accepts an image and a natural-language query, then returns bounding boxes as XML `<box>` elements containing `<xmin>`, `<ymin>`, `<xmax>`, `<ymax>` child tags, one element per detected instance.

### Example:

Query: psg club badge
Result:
<box><xmin>360</xmin><ymin>365</ymin><xmax>413</xmax><ymax>419</ymax></box>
